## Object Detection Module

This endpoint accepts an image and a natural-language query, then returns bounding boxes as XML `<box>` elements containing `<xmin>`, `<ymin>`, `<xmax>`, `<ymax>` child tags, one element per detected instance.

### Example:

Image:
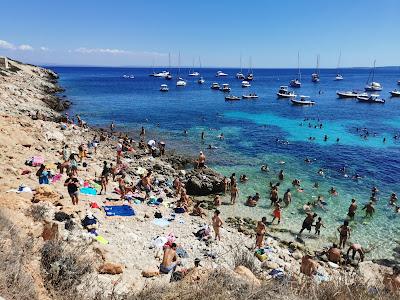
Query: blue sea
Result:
<box><xmin>53</xmin><ymin>66</ymin><xmax>400</xmax><ymax>259</ymax></box>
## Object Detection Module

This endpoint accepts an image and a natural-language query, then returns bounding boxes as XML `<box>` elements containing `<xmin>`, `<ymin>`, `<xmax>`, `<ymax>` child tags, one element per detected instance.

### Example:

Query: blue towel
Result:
<box><xmin>80</xmin><ymin>187</ymin><xmax>97</xmax><ymax>195</ymax></box>
<box><xmin>103</xmin><ymin>205</ymin><xmax>135</xmax><ymax>217</ymax></box>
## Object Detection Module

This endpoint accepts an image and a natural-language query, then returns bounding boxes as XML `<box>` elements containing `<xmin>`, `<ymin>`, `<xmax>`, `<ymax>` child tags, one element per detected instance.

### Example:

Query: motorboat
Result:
<box><xmin>211</xmin><ymin>82</ymin><xmax>220</xmax><ymax>90</ymax></box>
<box><xmin>291</xmin><ymin>95</ymin><xmax>315</xmax><ymax>106</ymax></box>
<box><xmin>176</xmin><ymin>77</ymin><xmax>187</xmax><ymax>87</ymax></box>
<box><xmin>277</xmin><ymin>86</ymin><xmax>296</xmax><ymax>98</ymax></box>
<box><xmin>290</xmin><ymin>52</ymin><xmax>302</xmax><ymax>88</ymax></box>
<box><xmin>311</xmin><ymin>55</ymin><xmax>320</xmax><ymax>82</ymax></box>
<box><xmin>216</xmin><ymin>70</ymin><xmax>228</xmax><ymax>77</ymax></box>
<box><xmin>290</xmin><ymin>79</ymin><xmax>301</xmax><ymax>88</ymax></box>
<box><xmin>236</xmin><ymin>72</ymin><xmax>245</xmax><ymax>79</ymax></box>
<box><xmin>335</xmin><ymin>74</ymin><xmax>344</xmax><ymax>81</ymax></box>
<box><xmin>336</xmin><ymin>90</ymin><xmax>367</xmax><ymax>98</ymax></box>
<box><xmin>357</xmin><ymin>94</ymin><xmax>385</xmax><ymax>103</ymax></box>
<box><xmin>242</xmin><ymin>94</ymin><xmax>259</xmax><ymax>99</ymax></box>
<box><xmin>242</xmin><ymin>80</ymin><xmax>251</xmax><ymax>88</ymax></box>
<box><xmin>152</xmin><ymin>71</ymin><xmax>170</xmax><ymax>78</ymax></box>
<box><xmin>123</xmin><ymin>75</ymin><xmax>129</xmax><ymax>78</ymax></box>
<box><xmin>160</xmin><ymin>84</ymin><xmax>169</xmax><ymax>92</ymax></box>
<box><xmin>198</xmin><ymin>77</ymin><xmax>205</xmax><ymax>84</ymax></box>
<box><xmin>365</xmin><ymin>60</ymin><xmax>382</xmax><ymax>91</ymax></box>
<box><xmin>398</xmin><ymin>80</ymin><xmax>400</xmax><ymax>85</ymax></box>
<box><xmin>123</xmin><ymin>74</ymin><xmax>134</xmax><ymax>79</ymax></box>
<box><xmin>220</xmin><ymin>83</ymin><xmax>231</xmax><ymax>92</ymax></box>
<box><xmin>129</xmin><ymin>75</ymin><xmax>135</xmax><ymax>79</ymax></box>
<box><xmin>225</xmin><ymin>95</ymin><xmax>241</xmax><ymax>101</ymax></box>
<box><xmin>390</xmin><ymin>89</ymin><xmax>400</xmax><ymax>97</ymax></box>
<box><xmin>189</xmin><ymin>71</ymin><xmax>200</xmax><ymax>77</ymax></box>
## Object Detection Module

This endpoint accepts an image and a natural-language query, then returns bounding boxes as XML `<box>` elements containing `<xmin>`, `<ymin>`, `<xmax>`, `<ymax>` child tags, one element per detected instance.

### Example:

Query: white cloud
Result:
<box><xmin>18</xmin><ymin>44</ymin><xmax>34</xmax><ymax>51</ymax></box>
<box><xmin>0</xmin><ymin>39</ymin><xmax>16</xmax><ymax>50</ymax></box>
<box><xmin>40</xmin><ymin>46</ymin><xmax>49</xmax><ymax>51</ymax></box>
<box><xmin>74</xmin><ymin>47</ymin><xmax>130</xmax><ymax>55</ymax></box>
<box><xmin>0</xmin><ymin>39</ymin><xmax>34</xmax><ymax>51</ymax></box>
<box><xmin>72</xmin><ymin>47</ymin><xmax>167</xmax><ymax>57</ymax></box>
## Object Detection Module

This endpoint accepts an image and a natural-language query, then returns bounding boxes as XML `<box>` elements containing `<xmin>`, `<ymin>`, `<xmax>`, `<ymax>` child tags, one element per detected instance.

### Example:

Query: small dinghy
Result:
<box><xmin>291</xmin><ymin>95</ymin><xmax>315</xmax><ymax>106</ymax></box>
<box><xmin>357</xmin><ymin>94</ymin><xmax>385</xmax><ymax>103</ymax></box>
<box><xmin>225</xmin><ymin>95</ymin><xmax>241</xmax><ymax>101</ymax></box>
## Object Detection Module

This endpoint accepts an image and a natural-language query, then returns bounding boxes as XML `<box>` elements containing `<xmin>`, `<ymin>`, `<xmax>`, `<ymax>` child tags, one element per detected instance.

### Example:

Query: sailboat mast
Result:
<box><xmin>168</xmin><ymin>53</ymin><xmax>171</xmax><ymax>71</ymax></box>
<box><xmin>240</xmin><ymin>54</ymin><xmax>242</xmax><ymax>73</ymax></box>
<box><xmin>372</xmin><ymin>60</ymin><xmax>376</xmax><ymax>82</ymax></box>
<box><xmin>337</xmin><ymin>51</ymin><xmax>341</xmax><ymax>70</ymax></box>
<box><xmin>178</xmin><ymin>52</ymin><xmax>181</xmax><ymax>77</ymax></box>
<box><xmin>297</xmin><ymin>52</ymin><xmax>301</xmax><ymax>80</ymax></box>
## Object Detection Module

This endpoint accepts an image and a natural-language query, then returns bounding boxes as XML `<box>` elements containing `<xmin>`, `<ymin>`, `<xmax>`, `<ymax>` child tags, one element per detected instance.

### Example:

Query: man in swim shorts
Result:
<box><xmin>299</xmin><ymin>213</ymin><xmax>317</xmax><ymax>235</ymax></box>
<box><xmin>255</xmin><ymin>217</ymin><xmax>267</xmax><ymax>248</ymax></box>
<box><xmin>160</xmin><ymin>243</ymin><xmax>179</xmax><ymax>274</ymax></box>
<box><xmin>348</xmin><ymin>198</ymin><xmax>357</xmax><ymax>219</ymax></box>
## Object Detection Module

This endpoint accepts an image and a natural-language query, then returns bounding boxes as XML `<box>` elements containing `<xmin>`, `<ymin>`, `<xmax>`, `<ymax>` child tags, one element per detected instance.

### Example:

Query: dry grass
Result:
<box><xmin>41</xmin><ymin>239</ymin><xmax>93</xmax><ymax>299</ymax></box>
<box><xmin>29</xmin><ymin>202</ymin><xmax>50</xmax><ymax>222</ymax></box>
<box><xmin>0</xmin><ymin>210</ymin><xmax>37</xmax><ymax>300</ymax></box>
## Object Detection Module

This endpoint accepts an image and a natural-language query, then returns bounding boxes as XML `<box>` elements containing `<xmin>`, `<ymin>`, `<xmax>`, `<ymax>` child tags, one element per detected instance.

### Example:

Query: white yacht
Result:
<box><xmin>153</xmin><ymin>71</ymin><xmax>170</xmax><ymax>78</ymax></box>
<box><xmin>277</xmin><ymin>86</ymin><xmax>296</xmax><ymax>98</ymax></box>
<box><xmin>311</xmin><ymin>55</ymin><xmax>320</xmax><ymax>83</ymax></box>
<box><xmin>236</xmin><ymin>55</ymin><xmax>245</xmax><ymax>79</ymax></box>
<box><xmin>216</xmin><ymin>70</ymin><xmax>228</xmax><ymax>77</ymax></box>
<box><xmin>242</xmin><ymin>80</ymin><xmax>251</xmax><ymax>88</ymax></box>
<box><xmin>242</xmin><ymin>94</ymin><xmax>259</xmax><ymax>99</ymax></box>
<box><xmin>189</xmin><ymin>71</ymin><xmax>200</xmax><ymax>77</ymax></box>
<box><xmin>211</xmin><ymin>82</ymin><xmax>220</xmax><ymax>90</ymax></box>
<box><xmin>176</xmin><ymin>77</ymin><xmax>187</xmax><ymax>87</ymax></box>
<box><xmin>160</xmin><ymin>84</ymin><xmax>169</xmax><ymax>92</ymax></box>
<box><xmin>335</xmin><ymin>51</ymin><xmax>344</xmax><ymax>80</ymax></box>
<box><xmin>290</xmin><ymin>52</ymin><xmax>302</xmax><ymax>88</ymax></box>
<box><xmin>365</xmin><ymin>60</ymin><xmax>382</xmax><ymax>91</ymax></box>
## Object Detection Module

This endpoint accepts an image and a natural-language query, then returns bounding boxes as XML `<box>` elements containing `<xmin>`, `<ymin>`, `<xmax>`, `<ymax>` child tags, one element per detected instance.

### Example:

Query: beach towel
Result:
<box><xmin>104</xmin><ymin>205</ymin><xmax>135</xmax><ymax>217</ymax></box>
<box><xmin>32</xmin><ymin>156</ymin><xmax>44</xmax><ymax>167</ymax></box>
<box><xmin>152</xmin><ymin>218</ymin><xmax>170</xmax><ymax>227</ymax></box>
<box><xmin>51</xmin><ymin>173</ymin><xmax>62</xmax><ymax>183</ymax></box>
<box><xmin>95</xmin><ymin>235</ymin><xmax>109</xmax><ymax>245</ymax></box>
<box><xmin>80</xmin><ymin>187</ymin><xmax>97</xmax><ymax>195</ymax></box>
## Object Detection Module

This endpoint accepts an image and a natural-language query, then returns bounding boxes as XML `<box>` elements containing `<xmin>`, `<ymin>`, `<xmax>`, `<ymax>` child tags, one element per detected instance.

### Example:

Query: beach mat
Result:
<box><xmin>104</xmin><ymin>205</ymin><xmax>135</xmax><ymax>217</ymax></box>
<box><xmin>80</xmin><ymin>187</ymin><xmax>97</xmax><ymax>195</ymax></box>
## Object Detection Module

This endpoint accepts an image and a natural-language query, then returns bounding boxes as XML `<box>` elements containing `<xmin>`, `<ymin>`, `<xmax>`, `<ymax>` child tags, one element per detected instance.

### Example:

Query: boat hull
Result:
<box><xmin>291</xmin><ymin>99</ymin><xmax>315</xmax><ymax>105</ymax></box>
<box><xmin>390</xmin><ymin>91</ymin><xmax>400</xmax><ymax>97</ymax></box>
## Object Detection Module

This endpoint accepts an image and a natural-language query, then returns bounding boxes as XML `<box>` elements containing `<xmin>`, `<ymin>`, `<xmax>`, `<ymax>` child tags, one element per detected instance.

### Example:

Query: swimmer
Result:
<box><xmin>329</xmin><ymin>187</ymin><xmax>338</xmax><ymax>196</ymax></box>
<box><xmin>239</xmin><ymin>174</ymin><xmax>249</xmax><ymax>183</ymax></box>
<box><xmin>324</xmin><ymin>135</ymin><xmax>328</xmax><ymax>141</ymax></box>
<box><xmin>261</xmin><ymin>164</ymin><xmax>269</xmax><ymax>172</ymax></box>
<box><xmin>218</xmin><ymin>133</ymin><xmax>224</xmax><ymax>140</ymax></box>
<box><xmin>347</xmin><ymin>199</ymin><xmax>357</xmax><ymax>220</ymax></box>
<box><xmin>278</xmin><ymin>170</ymin><xmax>284</xmax><ymax>181</ymax></box>
<box><xmin>390</xmin><ymin>193</ymin><xmax>398</xmax><ymax>206</ymax></box>
<box><xmin>362</xmin><ymin>201</ymin><xmax>375</xmax><ymax>217</ymax></box>
<box><xmin>317</xmin><ymin>169</ymin><xmax>324</xmax><ymax>176</ymax></box>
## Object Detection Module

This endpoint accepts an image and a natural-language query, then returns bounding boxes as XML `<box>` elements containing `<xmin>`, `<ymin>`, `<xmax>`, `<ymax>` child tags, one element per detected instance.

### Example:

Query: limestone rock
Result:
<box><xmin>98</xmin><ymin>262</ymin><xmax>124</xmax><ymax>275</ymax></box>
<box><xmin>141</xmin><ymin>268</ymin><xmax>160</xmax><ymax>278</ymax></box>
<box><xmin>234</xmin><ymin>265</ymin><xmax>261</xmax><ymax>286</ymax></box>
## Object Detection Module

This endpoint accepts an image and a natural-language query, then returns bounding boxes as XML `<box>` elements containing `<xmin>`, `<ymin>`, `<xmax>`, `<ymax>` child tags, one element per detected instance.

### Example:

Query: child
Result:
<box><xmin>314</xmin><ymin>217</ymin><xmax>325</xmax><ymax>235</ymax></box>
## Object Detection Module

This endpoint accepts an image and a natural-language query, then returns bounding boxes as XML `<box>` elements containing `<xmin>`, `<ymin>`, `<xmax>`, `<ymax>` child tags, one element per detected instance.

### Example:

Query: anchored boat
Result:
<box><xmin>291</xmin><ymin>95</ymin><xmax>315</xmax><ymax>106</ymax></box>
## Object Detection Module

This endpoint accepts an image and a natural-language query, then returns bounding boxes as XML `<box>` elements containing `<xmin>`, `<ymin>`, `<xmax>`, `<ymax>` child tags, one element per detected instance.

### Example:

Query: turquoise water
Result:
<box><xmin>53</xmin><ymin>66</ymin><xmax>400</xmax><ymax>259</ymax></box>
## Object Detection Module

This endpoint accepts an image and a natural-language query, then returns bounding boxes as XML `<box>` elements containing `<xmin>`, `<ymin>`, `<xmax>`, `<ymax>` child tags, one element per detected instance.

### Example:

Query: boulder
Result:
<box><xmin>42</xmin><ymin>222</ymin><xmax>59</xmax><ymax>241</ymax></box>
<box><xmin>184</xmin><ymin>169</ymin><xmax>224</xmax><ymax>196</ymax></box>
<box><xmin>98</xmin><ymin>262</ymin><xmax>124</xmax><ymax>275</ymax></box>
<box><xmin>262</xmin><ymin>261</ymin><xmax>279</xmax><ymax>270</ymax></box>
<box><xmin>234</xmin><ymin>265</ymin><xmax>261</xmax><ymax>286</ymax></box>
<box><xmin>292</xmin><ymin>250</ymin><xmax>303</xmax><ymax>260</ymax></box>
<box><xmin>32</xmin><ymin>186</ymin><xmax>63</xmax><ymax>205</ymax></box>
<box><xmin>142</xmin><ymin>268</ymin><xmax>160</xmax><ymax>278</ymax></box>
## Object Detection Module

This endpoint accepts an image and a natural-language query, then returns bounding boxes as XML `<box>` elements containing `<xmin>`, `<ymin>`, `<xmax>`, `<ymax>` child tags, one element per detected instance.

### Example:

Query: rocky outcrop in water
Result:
<box><xmin>184</xmin><ymin>168</ymin><xmax>225</xmax><ymax>196</ymax></box>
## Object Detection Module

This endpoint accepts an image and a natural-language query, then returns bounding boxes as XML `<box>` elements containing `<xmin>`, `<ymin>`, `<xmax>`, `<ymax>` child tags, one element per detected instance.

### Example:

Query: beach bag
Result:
<box><xmin>154</xmin><ymin>212</ymin><xmax>162</xmax><ymax>219</ymax></box>
<box><xmin>255</xmin><ymin>249</ymin><xmax>268</xmax><ymax>262</ymax></box>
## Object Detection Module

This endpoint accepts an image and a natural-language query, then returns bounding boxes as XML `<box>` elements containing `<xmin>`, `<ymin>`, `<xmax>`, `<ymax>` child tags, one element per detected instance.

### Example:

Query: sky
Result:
<box><xmin>0</xmin><ymin>0</ymin><xmax>399</xmax><ymax>68</ymax></box>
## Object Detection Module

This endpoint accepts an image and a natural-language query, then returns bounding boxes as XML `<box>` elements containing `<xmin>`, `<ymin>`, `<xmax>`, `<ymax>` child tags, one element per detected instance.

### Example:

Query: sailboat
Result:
<box><xmin>166</xmin><ymin>53</ymin><xmax>172</xmax><ymax>80</ymax></box>
<box><xmin>311</xmin><ymin>55</ymin><xmax>320</xmax><ymax>83</ymax></box>
<box><xmin>236</xmin><ymin>54</ymin><xmax>245</xmax><ymax>79</ymax></box>
<box><xmin>290</xmin><ymin>52</ymin><xmax>302</xmax><ymax>88</ymax></box>
<box><xmin>245</xmin><ymin>57</ymin><xmax>254</xmax><ymax>81</ymax></box>
<box><xmin>335</xmin><ymin>51</ymin><xmax>344</xmax><ymax>80</ymax></box>
<box><xmin>198</xmin><ymin>57</ymin><xmax>205</xmax><ymax>84</ymax></box>
<box><xmin>176</xmin><ymin>52</ymin><xmax>187</xmax><ymax>87</ymax></box>
<box><xmin>188</xmin><ymin>58</ymin><xmax>199</xmax><ymax>76</ymax></box>
<box><xmin>365</xmin><ymin>60</ymin><xmax>382</xmax><ymax>91</ymax></box>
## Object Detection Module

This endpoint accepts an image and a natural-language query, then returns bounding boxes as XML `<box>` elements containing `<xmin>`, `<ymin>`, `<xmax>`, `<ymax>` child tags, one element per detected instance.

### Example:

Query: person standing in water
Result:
<box><xmin>362</xmin><ymin>201</ymin><xmax>375</xmax><ymax>217</ymax></box>
<box><xmin>212</xmin><ymin>210</ymin><xmax>223</xmax><ymax>241</ymax></box>
<box><xmin>271</xmin><ymin>203</ymin><xmax>282</xmax><ymax>224</ymax></box>
<box><xmin>230</xmin><ymin>184</ymin><xmax>239</xmax><ymax>205</ymax></box>
<box><xmin>278</xmin><ymin>170</ymin><xmax>284</xmax><ymax>181</ymax></box>
<box><xmin>348</xmin><ymin>199</ymin><xmax>358</xmax><ymax>220</ymax></box>
<box><xmin>110</xmin><ymin>121</ymin><xmax>115</xmax><ymax>132</ymax></box>
<box><xmin>338</xmin><ymin>220</ymin><xmax>351</xmax><ymax>249</ymax></box>
<box><xmin>283</xmin><ymin>188</ymin><xmax>292</xmax><ymax>207</ymax></box>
